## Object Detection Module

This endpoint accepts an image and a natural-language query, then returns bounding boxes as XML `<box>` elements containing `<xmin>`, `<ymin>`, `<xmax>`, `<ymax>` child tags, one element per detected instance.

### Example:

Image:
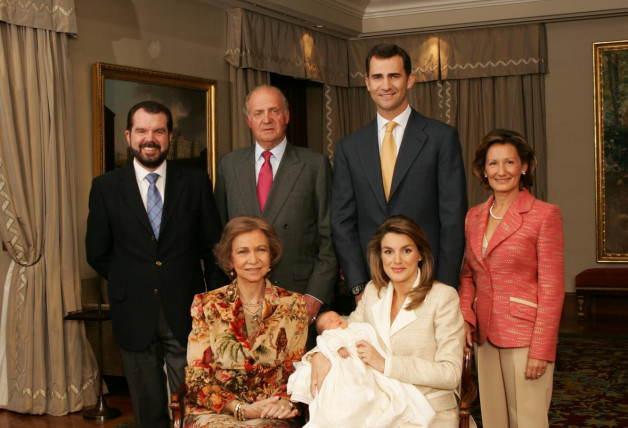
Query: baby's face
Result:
<box><xmin>319</xmin><ymin>311</ymin><xmax>348</xmax><ymax>332</ymax></box>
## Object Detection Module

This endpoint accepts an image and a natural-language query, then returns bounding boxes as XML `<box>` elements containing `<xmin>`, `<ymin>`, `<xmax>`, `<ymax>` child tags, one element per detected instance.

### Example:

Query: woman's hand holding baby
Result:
<box><xmin>310</xmin><ymin>352</ymin><xmax>331</xmax><ymax>397</ymax></box>
<box><xmin>356</xmin><ymin>340</ymin><xmax>385</xmax><ymax>373</ymax></box>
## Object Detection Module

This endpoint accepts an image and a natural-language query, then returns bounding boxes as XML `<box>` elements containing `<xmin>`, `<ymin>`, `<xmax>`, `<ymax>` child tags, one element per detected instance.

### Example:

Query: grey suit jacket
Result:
<box><xmin>214</xmin><ymin>143</ymin><xmax>337</xmax><ymax>303</ymax></box>
<box><xmin>331</xmin><ymin>109</ymin><xmax>467</xmax><ymax>289</ymax></box>
<box><xmin>348</xmin><ymin>282</ymin><xmax>465</xmax><ymax>425</ymax></box>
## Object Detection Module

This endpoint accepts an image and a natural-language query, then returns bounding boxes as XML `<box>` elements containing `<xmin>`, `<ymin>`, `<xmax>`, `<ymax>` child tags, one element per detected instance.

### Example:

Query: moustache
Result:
<box><xmin>139</xmin><ymin>142</ymin><xmax>161</xmax><ymax>150</ymax></box>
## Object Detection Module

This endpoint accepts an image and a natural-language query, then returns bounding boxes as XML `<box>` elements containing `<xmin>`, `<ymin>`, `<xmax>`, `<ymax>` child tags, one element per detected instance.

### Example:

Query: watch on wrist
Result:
<box><xmin>350</xmin><ymin>282</ymin><xmax>366</xmax><ymax>296</ymax></box>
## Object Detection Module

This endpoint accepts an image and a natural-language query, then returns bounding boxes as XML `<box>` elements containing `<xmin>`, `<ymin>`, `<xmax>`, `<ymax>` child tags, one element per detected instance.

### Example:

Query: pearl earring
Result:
<box><xmin>522</xmin><ymin>171</ymin><xmax>526</xmax><ymax>176</ymax></box>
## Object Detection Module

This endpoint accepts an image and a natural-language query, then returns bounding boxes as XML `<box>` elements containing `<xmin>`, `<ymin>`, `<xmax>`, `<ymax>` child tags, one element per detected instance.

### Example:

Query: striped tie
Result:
<box><xmin>146</xmin><ymin>173</ymin><xmax>163</xmax><ymax>239</ymax></box>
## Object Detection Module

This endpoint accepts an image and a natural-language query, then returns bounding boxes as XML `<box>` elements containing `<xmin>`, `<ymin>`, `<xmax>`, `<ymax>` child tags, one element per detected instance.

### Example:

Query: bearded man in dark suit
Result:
<box><xmin>332</xmin><ymin>44</ymin><xmax>467</xmax><ymax>301</ymax></box>
<box><xmin>86</xmin><ymin>101</ymin><xmax>222</xmax><ymax>428</ymax></box>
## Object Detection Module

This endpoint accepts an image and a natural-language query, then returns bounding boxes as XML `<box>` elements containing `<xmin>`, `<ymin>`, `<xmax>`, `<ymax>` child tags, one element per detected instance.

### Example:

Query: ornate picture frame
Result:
<box><xmin>92</xmin><ymin>63</ymin><xmax>216</xmax><ymax>182</ymax></box>
<box><xmin>593</xmin><ymin>40</ymin><xmax>628</xmax><ymax>262</ymax></box>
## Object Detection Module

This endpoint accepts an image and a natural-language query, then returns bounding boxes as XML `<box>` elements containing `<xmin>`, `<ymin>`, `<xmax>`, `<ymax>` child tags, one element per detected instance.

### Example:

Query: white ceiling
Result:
<box><xmin>205</xmin><ymin>0</ymin><xmax>628</xmax><ymax>37</ymax></box>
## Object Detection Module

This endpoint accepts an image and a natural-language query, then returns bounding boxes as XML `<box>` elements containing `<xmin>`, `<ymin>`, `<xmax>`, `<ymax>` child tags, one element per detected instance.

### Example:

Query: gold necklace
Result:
<box><xmin>242</xmin><ymin>297</ymin><xmax>264</xmax><ymax>307</ymax></box>
<box><xmin>243</xmin><ymin>305</ymin><xmax>262</xmax><ymax>322</ymax></box>
<box><xmin>236</xmin><ymin>279</ymin><xmax>264</xmax><ymax>306</ymax></box>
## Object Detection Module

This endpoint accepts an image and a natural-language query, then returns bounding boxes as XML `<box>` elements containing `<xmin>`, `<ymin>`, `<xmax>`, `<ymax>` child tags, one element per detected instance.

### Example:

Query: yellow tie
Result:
<box><xmin>381</xmin><ymin>121</ymin><xmax>398</xmax><ymax>201</ymax></box>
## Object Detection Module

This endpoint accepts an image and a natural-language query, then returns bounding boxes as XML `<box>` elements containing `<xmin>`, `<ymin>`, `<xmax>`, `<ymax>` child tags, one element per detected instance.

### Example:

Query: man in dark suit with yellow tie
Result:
<box><xmin>332</xmin><ymin>44</ymin><xmax>467</xmax><ymax>301</ymax></box>
<box><xmin>86</xmin><ymin>101</ymin><xmax>222</xmax><ymax>427</ymax></box>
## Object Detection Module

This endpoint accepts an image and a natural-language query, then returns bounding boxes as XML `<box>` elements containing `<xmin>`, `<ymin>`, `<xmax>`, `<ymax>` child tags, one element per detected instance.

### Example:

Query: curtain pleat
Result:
<box><xmin>0</xmin><ymin>21</ymin><xmax>98</xmax><ymax>415</ymax></box>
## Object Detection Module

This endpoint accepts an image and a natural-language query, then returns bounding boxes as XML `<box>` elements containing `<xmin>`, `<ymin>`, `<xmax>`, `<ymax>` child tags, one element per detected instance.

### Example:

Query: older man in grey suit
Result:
<box><xmin>332</xmin><ymin>44</ymin><xmax>467</xmax><ymax>301</ymax></box>
<box><xmin>214</xmin><ymin>85</ymin><xmax>337</xmax><ymax>331</ymax></box>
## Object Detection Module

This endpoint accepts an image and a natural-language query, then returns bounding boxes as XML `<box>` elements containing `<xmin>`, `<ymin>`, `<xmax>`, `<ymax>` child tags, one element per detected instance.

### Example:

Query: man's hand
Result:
<box><xmin>305</xmin><ymin>295</ymin><xmax>322</xmax><ymax>325</ymax></box>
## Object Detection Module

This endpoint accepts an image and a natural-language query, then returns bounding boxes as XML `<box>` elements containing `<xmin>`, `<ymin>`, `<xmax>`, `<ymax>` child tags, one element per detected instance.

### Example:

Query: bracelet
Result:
<box><xmin>287</xmin><ymin>399</ymin><xmax>295</xmax><ymax>410</ymax></box>
<box><xmin>234</xmin><ymin>401</ymin><xmax>247</xmax><ymax>421</ymax></box>
<box><xmin>233</xmin><ymin>401</ymin><xmax>242</xmax><ymax>420</ymax></box>
<box><xmin>239</xmin><ymin>402</ymin><xmax>248</xmax><ymax>421</ymax></box>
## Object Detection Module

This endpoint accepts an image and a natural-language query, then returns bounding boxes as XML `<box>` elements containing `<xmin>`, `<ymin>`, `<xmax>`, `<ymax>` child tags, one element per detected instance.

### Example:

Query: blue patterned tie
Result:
<box><xmin>146</xmin><ymin>173</ymin><xmax>163</xmax><ymax>239</ymax></box>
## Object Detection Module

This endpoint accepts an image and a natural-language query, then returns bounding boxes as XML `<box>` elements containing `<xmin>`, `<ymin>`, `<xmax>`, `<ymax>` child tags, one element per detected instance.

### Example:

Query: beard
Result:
<box><xmin>132</xmin><ymin>142</ymin><xmax>169</xmax><ymax>169</ymax></box>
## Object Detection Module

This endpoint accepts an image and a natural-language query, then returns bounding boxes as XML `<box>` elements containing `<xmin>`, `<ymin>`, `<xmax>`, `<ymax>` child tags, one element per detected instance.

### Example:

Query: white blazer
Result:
<box><xmin>348</xmin><ymin>279</ymin><xmax>465</xmax><ymax>426</ymax></box>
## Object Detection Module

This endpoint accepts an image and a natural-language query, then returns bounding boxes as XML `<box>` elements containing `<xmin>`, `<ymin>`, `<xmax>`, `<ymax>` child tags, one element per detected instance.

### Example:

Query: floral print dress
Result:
<box><xmin>184</xmin><ymin>281</ymin><xmax>308</xmax><ymax>428</ymax></box>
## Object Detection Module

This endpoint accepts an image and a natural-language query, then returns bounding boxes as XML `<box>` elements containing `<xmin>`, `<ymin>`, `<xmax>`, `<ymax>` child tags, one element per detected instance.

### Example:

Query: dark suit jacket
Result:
<box><xmin>331</xmin><ymin>109</ymin><xmax>467</xmax><ymax>289</ymax></box>
<box><xmin>213</xmin><ymin>143</ymin><xmax>337</xmax><ymax>304</ymax></box>
<box><xmin>85</xmin><ymin>162</ymin><xmax>222</xmax><ymax>351</ymax></box>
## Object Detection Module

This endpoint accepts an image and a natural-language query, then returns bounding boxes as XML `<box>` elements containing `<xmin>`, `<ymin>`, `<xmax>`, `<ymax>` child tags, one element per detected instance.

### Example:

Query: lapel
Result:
<box><xmin>371</xmin><ymin>274</ymin><xmax>420</xmax><ymax>351</ymax></box>
<box><xmin>389</xmin><ymin>109</ymin><xmax>428</xmax><ymax>199</ymax></box>
<box><xmin>121</xmin><ymin>164</ymin><xmax>153</xmax><ymax>235</ymax></box>
<box><xmin>262</xmin><ymin>144</ymin><xmax>304</xmax><ymax>224</ymax></box>
<box><xmin>357</xmin><ymin>120</ymin><xmax>388</xmax><ymax>215</ymax></box>
<box><xmin>238</xmin><ymin>147</ymin><xmax>262</xmax><ymax>215</ymax></box>
<box><xmin>468</xmin><ymin>197</ymin><xmax>491</xmax><ymax>270</ymax></box>
<box><xmin>485</xmin><ymin>189</ymin><xmax>534</xmax><ymax>258</ymax></box>
<box><xmin>160</xmin><ymin>162</ymin><xmax>184</xmax><ymax>233</ymax></box>
<box><xmin>371</xmin><ymin>284</ymin><xmax>393</xmax><ymax>352</ymax></box>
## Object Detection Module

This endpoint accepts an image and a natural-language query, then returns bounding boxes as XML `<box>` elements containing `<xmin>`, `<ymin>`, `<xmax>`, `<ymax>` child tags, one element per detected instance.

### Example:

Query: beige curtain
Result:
<box><xmin>0</xmin><ymin>2</ymin><xmax>99</xmax><ymax>415</ymax></box>
<box><xmin>225</xmin><ymin>8</ymin><xmax>348</xmax><ymax>86</ymax></box>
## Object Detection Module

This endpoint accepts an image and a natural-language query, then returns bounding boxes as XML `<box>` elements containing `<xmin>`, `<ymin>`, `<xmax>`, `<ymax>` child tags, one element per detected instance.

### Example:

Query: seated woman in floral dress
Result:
<box><xmin>184</xmin><ymin>215</ymin><xmax>308</xmax><ymax>428</ymax></box>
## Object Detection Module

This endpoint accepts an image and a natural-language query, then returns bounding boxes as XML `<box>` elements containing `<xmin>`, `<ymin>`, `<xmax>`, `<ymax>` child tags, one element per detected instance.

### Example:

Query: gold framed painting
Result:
<box><xmin>593</xmin><ymin>40</ymin><xmax>628</xmax><ymax>262</ymax></box>
<box><xmin>92</xmin><ymin>63</ymin><xmax>216</xmax><ymax>182</ymax></box>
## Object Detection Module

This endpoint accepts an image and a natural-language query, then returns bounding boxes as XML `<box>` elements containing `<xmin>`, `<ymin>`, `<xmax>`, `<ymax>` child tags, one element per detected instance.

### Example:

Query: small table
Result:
<box><xmin>64</xmin><ymin>308</ymin><xmax>121</xmax><ymax>420</ymax></box>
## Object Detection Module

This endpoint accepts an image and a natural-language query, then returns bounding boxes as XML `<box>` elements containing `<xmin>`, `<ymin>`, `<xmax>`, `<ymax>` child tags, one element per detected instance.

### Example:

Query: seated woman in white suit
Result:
<box><xmin>310</xmin><ymin>215</ymin><xmax>466</xmax><ymax>427</ymax></box>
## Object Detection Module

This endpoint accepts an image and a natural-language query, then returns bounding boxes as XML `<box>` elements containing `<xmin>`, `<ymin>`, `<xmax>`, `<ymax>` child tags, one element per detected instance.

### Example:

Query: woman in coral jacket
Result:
<box><xmin>459</xmin><ymin>129</ymin><xmax>564</xmax><ymax>428</ymax></box>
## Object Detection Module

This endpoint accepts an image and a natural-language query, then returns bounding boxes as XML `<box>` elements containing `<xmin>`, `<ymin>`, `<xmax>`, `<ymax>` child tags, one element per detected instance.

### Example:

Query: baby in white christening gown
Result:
<box><xmin>287</xmin><ymin>311</ymin><xmax>435</xmax><ymax>428</ymax></box>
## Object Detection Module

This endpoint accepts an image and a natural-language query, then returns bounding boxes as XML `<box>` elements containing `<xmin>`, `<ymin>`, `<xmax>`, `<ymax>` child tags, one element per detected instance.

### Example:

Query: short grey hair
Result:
<box><xmin>243</xmin><ymin>85</ymin><xmax>290</xmax><ymax>118</ymax></box>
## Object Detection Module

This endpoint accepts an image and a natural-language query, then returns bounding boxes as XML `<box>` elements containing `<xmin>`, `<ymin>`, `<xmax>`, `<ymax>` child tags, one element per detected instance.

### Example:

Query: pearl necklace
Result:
<box><xmin>489</xmin><ymin>200</ymin><xmax>503</xmax><ymax>220</ymax></box>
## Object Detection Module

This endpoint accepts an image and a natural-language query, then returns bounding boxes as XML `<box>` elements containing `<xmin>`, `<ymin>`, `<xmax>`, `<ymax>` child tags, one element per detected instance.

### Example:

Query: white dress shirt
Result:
<box><xmin>254</xmin><ymin>138</ymin><xmax>287</xmax><ymax>184</ymax></box>
<box><xmin>376</xmin><ymin>104</ymin><xmax>412</xmax><ymax>154</ymax></box>
<box><xmin>133</xmin><ymin>158</ymin><xmax>167</xmax><ymax>210</ymax></box>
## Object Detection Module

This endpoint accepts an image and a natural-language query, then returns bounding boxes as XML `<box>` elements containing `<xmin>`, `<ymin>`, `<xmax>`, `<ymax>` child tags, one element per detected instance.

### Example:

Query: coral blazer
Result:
<box><xmin>458</xmin><ymin>189</ymin><xmax>564</xmax><ymax>362</ymax></box>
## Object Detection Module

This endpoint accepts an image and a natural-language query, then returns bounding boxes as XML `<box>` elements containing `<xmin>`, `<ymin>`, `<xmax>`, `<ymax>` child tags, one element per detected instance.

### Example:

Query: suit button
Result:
<box><xmin>156</xmin><ymin>261</ymin><xmax>162</xmax><ymax>266</ymax></box>
<box><xmin>153</xmin><ymin>289</ymin><xmax>159</xmax><ymax>295</ymax></box>
<box><xmin>283</xmin><ymin>224</ymin><xmax>288</xmax><ymax>229</ymax></box>
<box><xmin>151</xmin><ymin>235</ymin><xmax>156</xmax><ymax>241</ymax></box>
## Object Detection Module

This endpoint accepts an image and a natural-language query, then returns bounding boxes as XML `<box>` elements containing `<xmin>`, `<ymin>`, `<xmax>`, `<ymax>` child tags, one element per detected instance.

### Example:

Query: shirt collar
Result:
<box><xmin>255</xmin><ymin>138</ymin><xmax>287</xmax><ymax>163</ymax></box>
<box><xmin>133</xmin><ymin>158</ymin><xmax>167</xmax><ymax>181</ymax></box>
<box><xmin>376</xmin><ymin>104</ymin><xmax>412</xmax><ymax>132</ymax></box>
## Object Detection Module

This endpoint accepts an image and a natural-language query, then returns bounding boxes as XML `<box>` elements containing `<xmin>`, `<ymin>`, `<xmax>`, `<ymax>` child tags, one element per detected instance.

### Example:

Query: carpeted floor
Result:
<box><xmin>115</xmin><ymin>334</ymin><xmax>628</xmax><ymax>428</ymax></box>
<box><xmin>471</xmin><ymin>334</ymin><xmax>628</xmax><ymax>427</ymax></box>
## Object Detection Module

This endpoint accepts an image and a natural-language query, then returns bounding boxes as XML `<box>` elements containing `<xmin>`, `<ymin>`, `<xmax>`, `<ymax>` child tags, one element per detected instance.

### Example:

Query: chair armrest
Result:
<box><xmin>459</xmin><ymin>347</ymin><xmax>477</xmax><ymax>428</ymax></box>
<box><xmin>170</xmin><ymin>382</ymin><xmax>187</xmax><ymax>428</ymax></box>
